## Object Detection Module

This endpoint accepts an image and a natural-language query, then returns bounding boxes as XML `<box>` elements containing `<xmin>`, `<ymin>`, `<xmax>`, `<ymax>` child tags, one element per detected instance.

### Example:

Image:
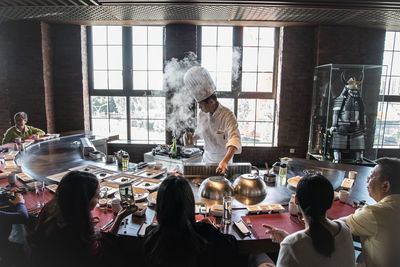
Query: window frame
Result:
<box><xmin>197</xmin><ymin>26</ymin><xmax>280</xmax><ymax>147</ymax></box>
<box><xmin>376</xmin><ymin>31</ymin><xmax>400</xmax><ymax>148</ymax></box>
<box><xmin>88</xmin><ymin>26</ymin><xmax>167</xmax><ymax>143</ymax></box>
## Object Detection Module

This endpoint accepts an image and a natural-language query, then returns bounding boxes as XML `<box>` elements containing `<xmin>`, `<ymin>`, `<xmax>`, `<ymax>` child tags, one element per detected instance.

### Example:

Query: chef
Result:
<box><xmin>184</xmin><ymin>66</ymin><xmax>241</xmax><ymax>174</ymax></box>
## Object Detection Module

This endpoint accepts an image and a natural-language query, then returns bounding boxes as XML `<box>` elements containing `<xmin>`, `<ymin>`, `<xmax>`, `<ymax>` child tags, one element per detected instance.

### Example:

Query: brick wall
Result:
<box><xmin>0</xmin><ymin>22</ymin><xmax>396</xmax><ymax>165</ymax></box>
<box><xmin>278</xmin><ymin>26</ymin><xmax>317</xmax><ymax>149</ymax></box>
<box><xmin>0</xmin><ymin>21</ymin><xmax>47</xmax><ymax>135</ymax></box>
<box><xmin>316</xmin><ymin>25</ymin><xmax>385</xmax><ymax>65</ymax></box>
<box><xmin>0</xmin><ymin>22</ymin><xmax>85</xmax><ymax>139</ymax></box>
<box><xmin>50</xmin><ymin>23</ymin><xmax>85</xmax><ymax>133</ymax></box>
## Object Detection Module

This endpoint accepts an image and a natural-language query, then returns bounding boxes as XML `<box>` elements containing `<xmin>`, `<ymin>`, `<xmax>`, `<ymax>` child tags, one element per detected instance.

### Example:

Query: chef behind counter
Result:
<box><xmin>184</xmin><ymin>66</ymin><xmax>242</xmax><ymax>175</ymax></box>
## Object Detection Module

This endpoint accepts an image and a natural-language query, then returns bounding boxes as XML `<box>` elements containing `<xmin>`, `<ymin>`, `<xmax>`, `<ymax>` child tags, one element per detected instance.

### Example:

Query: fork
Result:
<box><xmin>246</xmin><ymin>218</ymin><xmax>259</xmax><ymax>239</ymax></box>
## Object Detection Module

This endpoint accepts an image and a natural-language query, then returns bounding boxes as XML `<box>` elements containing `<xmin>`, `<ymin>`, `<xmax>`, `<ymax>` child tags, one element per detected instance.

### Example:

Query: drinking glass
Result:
<box><xmin>8</xmin><ymin>172</ymin><xmax>16</xmax><ymax>186</ymax></box>
<box><xmin>99</xmin><ymin>187</ymin><xmax>108</xmax><ymax>210</ymax></box>
<box><xmin>40</xmin><ymin>181</ymin><xmax>46</xmax><ymax>207</ymax></box>
<box><xmin>223</xmin><ymin>196</ymin><xmax>232</xmax><ymax>225</ymax></box>
<box><xmin>34</xmin><ymin>182</ymin><xmax>45</xmax><ymax>208</ymax></box>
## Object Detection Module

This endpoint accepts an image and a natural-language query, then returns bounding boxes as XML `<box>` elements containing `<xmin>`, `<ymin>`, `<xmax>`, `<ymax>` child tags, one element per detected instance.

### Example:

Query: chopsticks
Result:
<box><xmin>100</xmin><ymin>218</ymin><xmax>114</xmax><ymax>231</ymax></box>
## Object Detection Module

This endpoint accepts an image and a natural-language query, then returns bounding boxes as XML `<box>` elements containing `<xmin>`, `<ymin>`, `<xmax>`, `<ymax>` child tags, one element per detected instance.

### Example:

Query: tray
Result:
<box><xmin>134</xmin><ymin>168</ymin><xmax>166</xmax><ymax>179</ymax></box>
<box><xmin>247</xmin><ymin>204</ymin><xmax>285</xmax><ymax>214</ymax></box>
<box><xmin>69</xmin><ymin>164</ymin><xmax>118</xmax><ymax>181</ymax></box>
<box><xmin>17</xmin><ymin>173</ymin><xmax>35</xmax><ymax>183</ymax></box>
<box><xmin>132</xmin><ymin>177</ymin><xmax>162</xmax><ymax>191</ymax></box>
<box><xmin>105</xmin><ymin>173</ymin><xmax>141</xmax><ymax>185</ymax></box>
<box><xmin>341</xmin><ymin>178</ymin><xmax>354</xmax><ymax>189</ymax></box>
<box><xmin>46</xmin><ymin>170</ymin><xmax>71</xmax><ymax>183</ymax></box>
<box><xmin>46</xmin><ymin>184</ymin><xmax>58</xmax><ymax>193</ymax></box>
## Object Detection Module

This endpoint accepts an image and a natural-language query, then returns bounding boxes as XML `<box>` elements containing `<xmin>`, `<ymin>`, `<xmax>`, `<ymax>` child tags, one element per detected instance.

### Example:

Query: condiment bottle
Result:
<box><xmin>279</xmin><ymin>163</ymin><xmax>287</xmax><ymax>185</ymax></box>
<box><xmin>170</xmin><ymin>138</ymin><xmax>177</xmax><ymax>158</ymax></box>
<box><xmin>122</xmin><ymin>153</ymin><xmax>129</xmax><ymax>170</ymax></box>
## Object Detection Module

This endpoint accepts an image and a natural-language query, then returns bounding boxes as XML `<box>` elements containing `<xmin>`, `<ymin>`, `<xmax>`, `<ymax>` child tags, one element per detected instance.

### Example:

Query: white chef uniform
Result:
<box><xmin>195</xmin><ymin>103</ymin><xmax>242</xmax><ymax>164</ymax></box>
<box><xmin>184</xmin><ymin>66</ymin><xmax>242</xmax><ymax>164</ymax></box>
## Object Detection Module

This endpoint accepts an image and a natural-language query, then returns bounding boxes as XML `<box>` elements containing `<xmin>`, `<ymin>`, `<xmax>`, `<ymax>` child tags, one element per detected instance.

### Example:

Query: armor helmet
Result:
<box><xmin>184</xmin><ymin>66</ymin><xmax>216</xmax><ymax>102</ymax></box>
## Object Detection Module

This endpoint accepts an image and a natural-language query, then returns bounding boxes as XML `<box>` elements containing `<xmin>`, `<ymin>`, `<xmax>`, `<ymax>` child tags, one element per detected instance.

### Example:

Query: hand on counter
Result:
<box><xmin>263</xmin><ymin>224</ymin><xmax>289</xmax><ymax>243</ymax></box>
<box><xmin>9</xmin><ymin>193</ymin><xmax>24</xmax><ymax>205</ymax></box>
<box><xmin>109</xmin><ymin>205</ymin><xmax>137</xmax><ymax>235</ymax></box>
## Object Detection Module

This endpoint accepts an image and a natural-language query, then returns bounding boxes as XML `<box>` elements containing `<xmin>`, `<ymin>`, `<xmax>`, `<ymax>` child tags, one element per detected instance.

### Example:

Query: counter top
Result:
<box><xmin>2</xmin><ymin>135</ymin><xmax>376</xmax><ymax>253</ymax></box>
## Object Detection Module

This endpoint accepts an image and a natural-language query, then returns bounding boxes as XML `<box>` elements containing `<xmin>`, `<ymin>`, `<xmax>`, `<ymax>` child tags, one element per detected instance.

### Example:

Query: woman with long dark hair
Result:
<box><xmin>263</xmin><ymin>174</ymin><xmax>355</xmax><ymax>267</ymax></box>
<box><xmin>28</xmin><ymin>171</ymin><xmax>135</xmax><ymax>267</ymax></box>
<box><xmin>144</xmin><ymin>175</ymin><xmax>237</xmax><ymax>267</ymax></box>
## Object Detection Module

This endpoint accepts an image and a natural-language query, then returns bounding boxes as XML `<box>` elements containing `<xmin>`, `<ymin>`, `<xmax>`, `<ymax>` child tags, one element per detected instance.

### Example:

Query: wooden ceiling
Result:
<box><xmin>2</xmin><ymin>0</ymin><xmax>400</xmax><ymax>29</ymax></box>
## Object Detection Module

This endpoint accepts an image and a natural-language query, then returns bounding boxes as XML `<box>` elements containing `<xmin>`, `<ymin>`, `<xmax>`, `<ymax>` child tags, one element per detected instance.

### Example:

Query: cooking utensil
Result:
<box><xmin>233</xmin><ymin>173</ymin><xmax>267</xmax><ymax>198</ymax></box>
<box><xmin>246</xmin><ymin>218</ymin><xmax>259</xmax><ymax>239</ymax></box>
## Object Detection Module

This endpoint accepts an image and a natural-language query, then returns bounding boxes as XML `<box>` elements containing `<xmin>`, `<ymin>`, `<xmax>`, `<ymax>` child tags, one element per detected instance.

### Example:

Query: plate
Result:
<box><xmin>147</xmin><ymin>191</ymin><xmax>158</xmax><ymax>205</ymax></box>
<box><xmin>209</xmin><ymin>204</ymin><xmax>223</xmax><ymax>217</ymax></box>
<box><xmin>287</xmin><ymin>176</ymin><xmax>302</xmax><ymax>188</ymax></box>
<box><xmin>100</xmin><ymin>185</ymin><xmax>118</xmax><ymax>197</ymax></box>
<box><xmin>133</xmin><ymin>187</ymin><xmax>150</xmax><ymax>202</ymax></box>
<box><xmin>111</xmin><ymin>176</ymin><xmax>136</xmax><ymax>184</ymax></box>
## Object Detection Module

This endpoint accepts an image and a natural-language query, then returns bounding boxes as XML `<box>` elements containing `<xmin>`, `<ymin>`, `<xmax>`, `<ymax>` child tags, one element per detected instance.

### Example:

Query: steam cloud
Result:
<box><xmin>164</xmin><ymin>52</ymin><xmax>198</xmax><ymax>139</ymax></box>
<box><xmin>232</xmin><ymin>47</ymin><xmax>241</xmax><ymax>82</ymax></box>
<box><xmin>164</xmin><ymin>48</ymin><xmax>242</xmax><ymax>141</ymax></box>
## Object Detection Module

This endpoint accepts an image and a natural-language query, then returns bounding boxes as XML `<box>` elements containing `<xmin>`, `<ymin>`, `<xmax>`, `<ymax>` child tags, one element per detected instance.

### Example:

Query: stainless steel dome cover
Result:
<box><xmin>199</xmin><ymin>176</ymin><xmax>234</xmax><ymax>200</ymax></box>
<box><xmin>233</xmin><ymin>173</ymin><xmax>267</xmax><ymax>198</ymax></box>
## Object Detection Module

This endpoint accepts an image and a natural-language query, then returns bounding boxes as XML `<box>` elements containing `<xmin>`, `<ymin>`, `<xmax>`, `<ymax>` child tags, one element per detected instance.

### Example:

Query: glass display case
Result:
<box><xmin>307</xmin><ymin>64</ymin><xmax>386</xmax><ymax>165</ymax></box>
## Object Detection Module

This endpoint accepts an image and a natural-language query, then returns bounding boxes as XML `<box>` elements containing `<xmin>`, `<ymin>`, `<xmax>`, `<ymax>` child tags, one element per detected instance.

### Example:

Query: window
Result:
<box><xmin>199</xmin><ymin>26</ymin><xmax>278</xmax><ymax>146</ymax></box>
<box><xmin>375</xmin><ymin>31</ymin><xmax>400</xmax><ymax>147</ymax></box>
<box><xmin>89</xmin><ymin>26</ymin><xmax>166</xmax><ymax>143</ymax></box>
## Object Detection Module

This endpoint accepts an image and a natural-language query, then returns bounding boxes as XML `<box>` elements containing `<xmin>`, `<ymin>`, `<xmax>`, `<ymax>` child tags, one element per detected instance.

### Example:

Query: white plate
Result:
<box><xmin>110</xmin><ymin>176</ymin><xmax>136</xmax><ymax>184</ymax></box>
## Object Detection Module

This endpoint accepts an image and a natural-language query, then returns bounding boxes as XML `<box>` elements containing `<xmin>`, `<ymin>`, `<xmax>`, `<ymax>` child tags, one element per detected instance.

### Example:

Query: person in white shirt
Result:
<box><xmin>261</xmin><ymin>174</ymin><xmax>355</xmax><ymax>267</ymax></box>
<box><xmin>184</xmin><ymin>66</ymin><xmax>241</xmax><ymax>174</ymax></box>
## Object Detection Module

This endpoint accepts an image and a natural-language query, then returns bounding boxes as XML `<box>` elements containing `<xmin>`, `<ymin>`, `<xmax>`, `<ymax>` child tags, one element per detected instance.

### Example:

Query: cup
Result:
<box><xmin>34</xmin><ymin>181</ymin><xmax>46</xmax><ymax>208</ymax></box>
<box><xmin>106</xmin><ymin>155</ymin><xmax>115</xmax><ymax>164</ymax></box>
<box><xmin>348</xmin><ymin>171</ymin><xmax>358</xmax><ymax>179</ymax></box>
<box><xmin>8</xmin><ymin>172</ymin><xmax>16</xmax><ymax>186</ymax></box>
<box><xmin>15</xmin><ymin>138</ymin><xmax>21</xmax><ymax>144</ymax></box>
<box><xmin>222</xmin><ymin>196</ymin><xmax>232</xmax><ymax>225</ymax></box>
<box><xmin>339</xmin><ymin>190</ymin><xmax>349</xmax><ymax>203</ymax></box>
<box><xmin>98</xmin><ymin>187</ymin><xmax>108</xmax><ymax>209</ymax></box>
<box><xmin>33</xmin><ymin>134</ymin><xmax>40</xmax><ymax>141</ymax></box>
<box><xmin>111</xmin><ymin>198</ymin><xmax>122</xmax><ymax>214</ymax></box>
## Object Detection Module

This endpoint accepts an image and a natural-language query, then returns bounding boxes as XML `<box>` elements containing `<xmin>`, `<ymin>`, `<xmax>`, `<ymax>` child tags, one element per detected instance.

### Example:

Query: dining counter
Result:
<box><xmin>0</xmin><ymin>134</ymin><xmax>376</xmax><ymax>254</ymax></box>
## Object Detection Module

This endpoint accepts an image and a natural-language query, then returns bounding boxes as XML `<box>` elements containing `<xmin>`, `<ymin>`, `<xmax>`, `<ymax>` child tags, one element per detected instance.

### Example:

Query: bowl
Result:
<box><xmin>233</xmin><ymin>173</ymin><xmax>267</xmax><ymax>198</ymax></box>
<box><xmin>198</xmin><ymin>176</ymin><xmax>234</xmax><ymax>200</ymax></box>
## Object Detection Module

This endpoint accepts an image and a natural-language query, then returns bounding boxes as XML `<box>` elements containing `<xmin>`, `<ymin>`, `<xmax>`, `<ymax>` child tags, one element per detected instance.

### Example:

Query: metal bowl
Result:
<box><xmin>233</xmin><ymin>173</ymin><xmax>267</xmax><ymax>198</ymax></box>
<box><xmin>199</xmin><ymin>176</ymin><xmax>234</xmax><ymax>200</ymax></box>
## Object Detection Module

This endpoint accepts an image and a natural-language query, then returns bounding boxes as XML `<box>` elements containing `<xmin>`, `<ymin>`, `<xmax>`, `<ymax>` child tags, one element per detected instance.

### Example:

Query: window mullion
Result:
<box><xmin>123</xmin><ymin>26</ymin><xmax>132</xmax><ymax>140</ymax></box>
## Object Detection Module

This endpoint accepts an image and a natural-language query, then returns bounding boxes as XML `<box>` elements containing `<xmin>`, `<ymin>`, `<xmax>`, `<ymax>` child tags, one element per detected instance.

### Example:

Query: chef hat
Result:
<box><xmin>184</xmin><ymin>66</ymin><xmax>216</xmax><ymax>102</ymax></box>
